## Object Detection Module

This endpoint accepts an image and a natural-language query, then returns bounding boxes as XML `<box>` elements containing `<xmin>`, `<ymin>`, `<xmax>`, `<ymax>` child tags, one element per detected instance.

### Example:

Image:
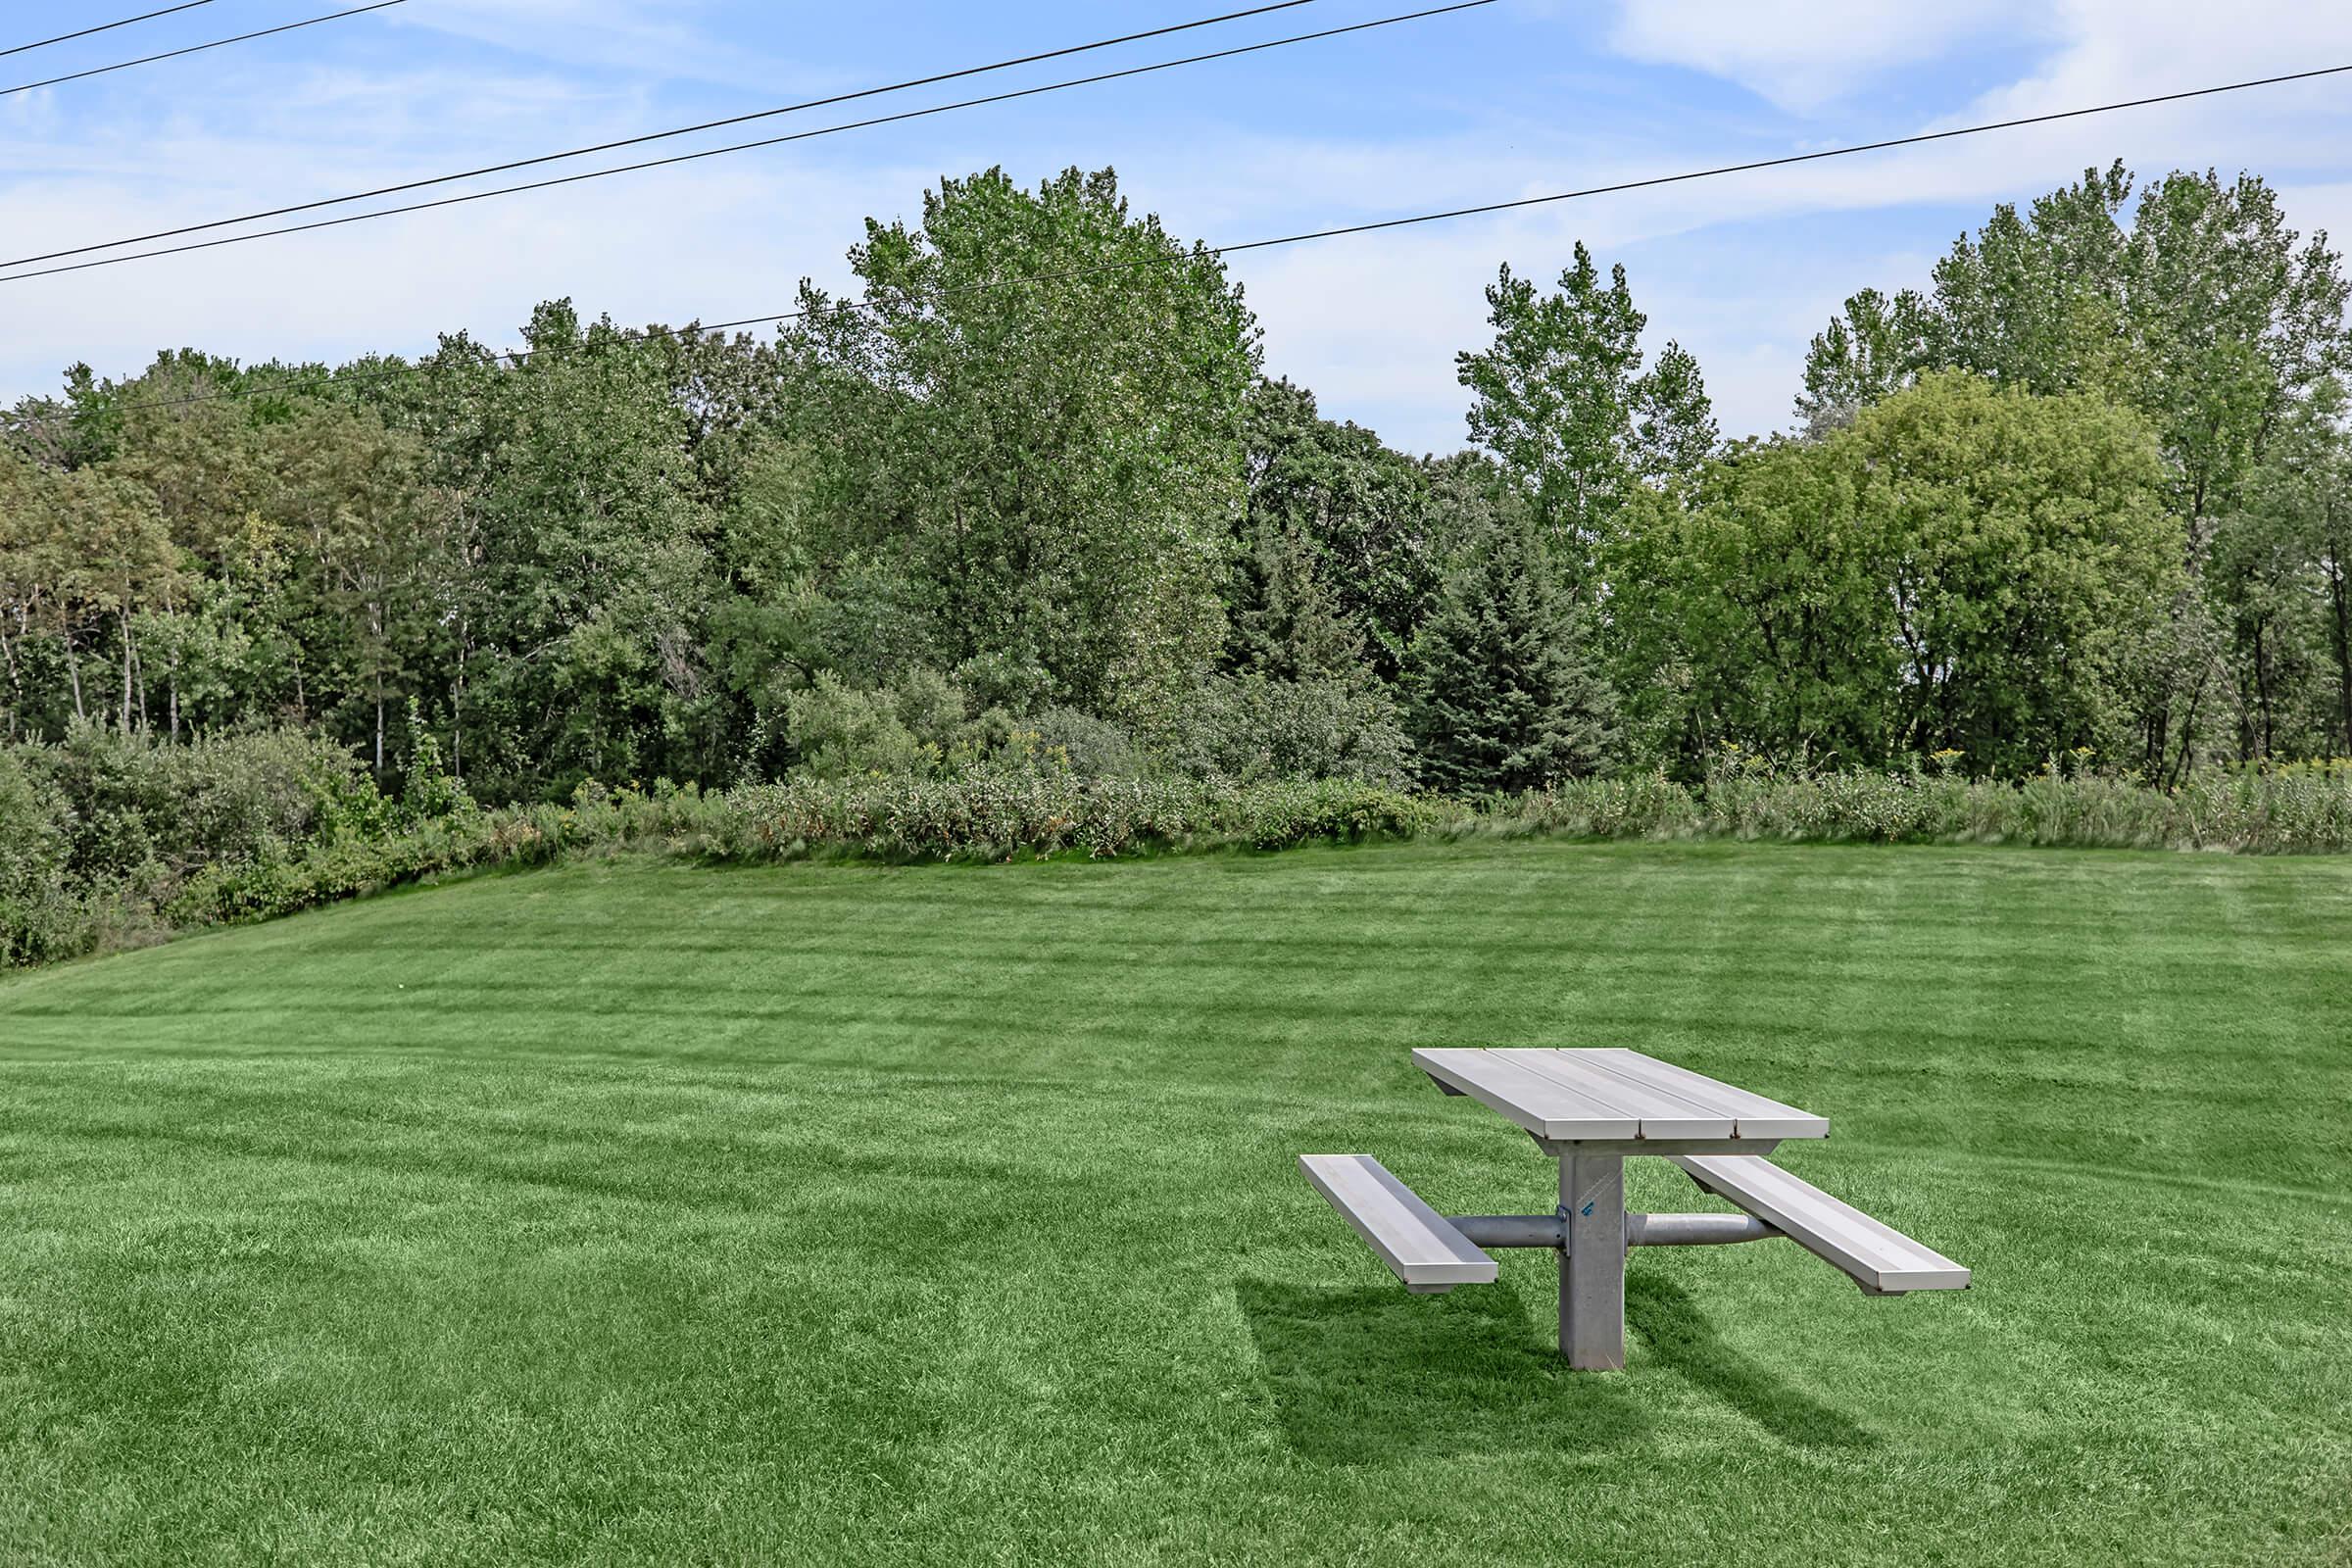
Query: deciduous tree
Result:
<box><xmin>791</xmin><ymin>167</ymin><xmax>1258</xmax><ymax>732</ymax></box>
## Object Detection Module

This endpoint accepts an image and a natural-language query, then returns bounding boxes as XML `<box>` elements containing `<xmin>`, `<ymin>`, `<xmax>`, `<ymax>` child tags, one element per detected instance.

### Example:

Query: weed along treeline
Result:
<box><xmin>5</xmin><ymin>160</ymin><xmax>2352</xmax><ymax>964</ymax></box>
<box><xmin>9</xmin><ymin>728</ymin><xmax>2352</xmax><ymax>969</ymax></box>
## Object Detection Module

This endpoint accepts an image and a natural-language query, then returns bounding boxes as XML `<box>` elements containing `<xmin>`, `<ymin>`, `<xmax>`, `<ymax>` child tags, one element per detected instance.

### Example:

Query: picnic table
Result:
<box><xmin>1300</xmin><ymin>1048</ymin><xmax>1969</xmax><ymax>1371</ymax></box>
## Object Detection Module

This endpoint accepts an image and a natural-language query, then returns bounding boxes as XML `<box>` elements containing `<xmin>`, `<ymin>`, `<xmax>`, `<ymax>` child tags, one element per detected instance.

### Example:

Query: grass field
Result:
<box><xmin>3</xmin><ymin>840</ymin><xmax>2349</xmax><ymax>1565</ymax></box>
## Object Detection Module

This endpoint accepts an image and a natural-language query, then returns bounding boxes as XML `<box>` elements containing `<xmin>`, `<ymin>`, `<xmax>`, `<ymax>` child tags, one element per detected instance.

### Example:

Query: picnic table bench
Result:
<box><xmin>1300</xmin><ymin>1048</ymin><xmax>1968</xmax><ymax>1370</ymax></box>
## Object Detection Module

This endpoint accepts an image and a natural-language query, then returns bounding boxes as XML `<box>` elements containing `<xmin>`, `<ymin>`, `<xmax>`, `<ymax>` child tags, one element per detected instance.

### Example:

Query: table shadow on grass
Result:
<box><xmin>1238</xmin><ymin>1272</ymin><xmax>1876</xmax><ymax>1464</ymax></box>
<box><xmin>1235</xmin><ymin>1279</ymin><xmax>1650</xmax><ymax>1465</ymax></box>
<box><xmin>1624</xmin><ymin>1268</ymin><xmax>1877</xmax><ymax>1450</ymax></box>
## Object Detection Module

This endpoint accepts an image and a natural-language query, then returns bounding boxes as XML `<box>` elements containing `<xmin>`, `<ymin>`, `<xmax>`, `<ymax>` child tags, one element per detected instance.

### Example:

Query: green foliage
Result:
<box><xmin>1794</xmin><ymin>163</ymin><xmax>2352</xmax><ymax>774</ymax></box>
<box><xmin>782</xmin><ymin>668</ymin><xmax>970</xmax><ymax>778</ymax></box>
<box><xmin>1629</xmin><ymin>340</ymin><xmax>1718</xmax><ymax>491</ymax></box>
<box><xmin>1458</xmin><ymin>247</ymin><xmax>1647</xmax><ymax>558</ymax></box>
<box><xmin>1167</xmin><ymin>673</ymin><xmax>1411</xmax><ymax>787</ymax></box>
<box><xmin>398</xmin><ymin>697</ymin><xmax>473</xmax><ymax>824</ymax></box>
<box><xmin>9</xmin><ymin>715</ymin><xmax>2352</xmax><ymax>971</ymax></box>
<box><xmin>788</xmin><ymin>167</ymin><xmax>1259</xmax><ymax>727</ymax></box>
<box><xmin>2206</xmin><ymin>379</ymin><xmax>2352</xmax><ymax>759</ymax></box>
<box><xmin>0</xmin><ymin>724</ymin><xmax>377</xmax><ymax>963</ymax></box>
<box><xmin>1238</xmin><ymin>377</ymin><xmax>1439</xmax><ymax>678</ymax></box>
<box><xmin>1515</xmin><ymin>751</ymin><xmax>2352</xmax><ymax>853</ymax></box>
<box><xmin>0</xmin><ymin>747</ymin><xmax>88</xmax><ymax>965</ymax></box>
<box><xmin>1224</xmin><ymin>514</ymin><xmax>1364</xmax><ymax>685</ymax></box>
<box><xmin>1458</xmin><ymin>246</ymin><xmax>1716</xmax><ymax>571</ymax></box>
<box><xmin>1798</xmin><ymin>163</ymin><xmax>2350</xmax><ymax>524</ymax></box>
<box><xmin>1405</xmin><ymin>497</ymin><xmax>1617</xmax><ymax>791</ymax></box>
<box><xmin>1609</xmin><ymin>374</ymin><xmax>2183</xmax><ymax>774</ymax></box>
<box><xmin>1795</xmin><ymin>286</ymin><xmax>1934</xmax><ymax>435</ymax></box>
<box><xmin>4</xmin><ymin>156</ymin><xmax>2348</xmax><ymax>825</ymax></box>
<box><xmin>382</xmin><ymin>302</ymin><xmax>728</xmax><ymax>799</ymax></box>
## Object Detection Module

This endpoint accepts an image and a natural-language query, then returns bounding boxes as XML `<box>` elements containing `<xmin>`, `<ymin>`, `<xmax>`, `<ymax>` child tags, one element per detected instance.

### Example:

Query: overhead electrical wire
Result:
<box><xmin>1</xmin><ymin>1</ymin><xmax>216</xmax><ymax>60</ymax></box>
<box><xmin>2</xmin><ymin>0</ymin><xmax>1329</xmax><ymax>271</ymax></box>
<box><xmin>1</xmin><ymin>0</ymin><xmax>406</xmax><ymax>98</ymax></box>
<box><xmin>26</xmin><ymin>56</ymin><xmax>2352</xmax><ymax>421</ymax></box>
<box><xmin>0</xmin><ymin>0</ymin><xmax>1496</xmax><ymax>282</ymax></box>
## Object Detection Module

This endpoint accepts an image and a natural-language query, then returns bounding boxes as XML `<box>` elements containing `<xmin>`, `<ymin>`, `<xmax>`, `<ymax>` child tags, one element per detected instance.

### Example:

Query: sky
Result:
<box><xmin>3</xmin><ymin>0</ymin><xmax>2351</xmax><ymax>456</ymax></box>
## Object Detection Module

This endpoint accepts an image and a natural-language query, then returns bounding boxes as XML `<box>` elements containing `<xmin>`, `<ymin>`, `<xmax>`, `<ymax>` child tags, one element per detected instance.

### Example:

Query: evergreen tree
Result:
<box><xmin>1239</xmin><ymin>377</ymin><xmax>1437</xmax><ymax>679</ymax></box>
<box><xmin>1404</xmin><ymin>503</ymin><xmax>1616</xmax><ymax>792</ymax></box>
<box><xmin>1227</xmin><ymin>517</ymin><xmax>1364</xmax><ymax>684</ymax></box>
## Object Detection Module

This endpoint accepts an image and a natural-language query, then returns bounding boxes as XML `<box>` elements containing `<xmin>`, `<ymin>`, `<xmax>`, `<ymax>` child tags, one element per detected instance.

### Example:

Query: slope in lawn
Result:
<box><xmin>2</xmin><ymin>841</ymin><xmax>2348</xmax><ymax>1565</ymax></box>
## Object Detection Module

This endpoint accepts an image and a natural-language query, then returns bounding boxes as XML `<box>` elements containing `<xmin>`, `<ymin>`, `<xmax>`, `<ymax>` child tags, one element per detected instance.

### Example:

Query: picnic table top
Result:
<box><xmin>1412</xmin><ymin>1047</ymin><xmax>1830</xmax><ymax>1145</ymax></box>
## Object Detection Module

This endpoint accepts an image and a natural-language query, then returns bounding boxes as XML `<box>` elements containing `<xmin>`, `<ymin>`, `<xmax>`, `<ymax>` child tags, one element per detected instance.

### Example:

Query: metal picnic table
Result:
<box><xmin>1301</xmin><ymin>1047</ymin><xmax>1970</xmax><ymax>1371</ymax></box>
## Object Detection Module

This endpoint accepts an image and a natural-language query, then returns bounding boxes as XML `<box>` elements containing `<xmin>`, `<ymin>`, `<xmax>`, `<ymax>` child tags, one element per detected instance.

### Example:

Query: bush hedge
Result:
<box><xmin>8</xmin><ymin>728</ymin><xmax>2351</xmax><ymax>971</ymax></box>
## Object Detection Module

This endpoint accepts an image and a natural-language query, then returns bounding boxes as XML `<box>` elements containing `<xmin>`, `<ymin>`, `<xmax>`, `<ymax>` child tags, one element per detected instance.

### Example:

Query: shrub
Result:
<box><xmin>15</xmin><ymin>721</ymin><xmax>373</xmax><ymax>880</ymax></box>
<box><xmin>1010</xmin><ymin>706</ymin><xmax>1144</xmax><ymax>778</ymax></box>
<box><xmin>782</xmin><ymin>672</ymin><xmax>939</xmax><ymax>778</ymax></box>
<box><xmin>2</xmin><ymin>725</ymin><xmax>381</xmax><ymax>965</ymax></box>
<box><xmin>0</xmin><ymin>749</ymin><xmax>91</xmax><ymax>967</ymax></box>
<box><xmin>1168</xmin><ymin>674</ymin><xmax>1413</xmax><ymax>788</ymax></box>
<box><xmin>6</xmin><ymin>725</ymin><xmax>2352</xmax><ymax>974</ymax></box>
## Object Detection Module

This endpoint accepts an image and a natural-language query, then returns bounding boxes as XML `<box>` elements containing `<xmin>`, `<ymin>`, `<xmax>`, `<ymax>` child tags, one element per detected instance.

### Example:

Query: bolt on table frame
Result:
<box><xmin>1446</xmin><ymin>1143</ymin><xmax>1780</xmax><ymax>1369</ymax></box>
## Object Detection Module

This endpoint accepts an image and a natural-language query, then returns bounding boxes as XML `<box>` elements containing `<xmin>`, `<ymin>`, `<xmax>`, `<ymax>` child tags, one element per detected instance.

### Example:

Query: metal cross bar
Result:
<box><xmin>1628</xmin><ymin>1211</ymin><xmax>1775</xmax><ymax>1246</ymax></box>
<box><xmin>1446</xmin><ymin>1211</ymin><xmax>1777</xmax><ymax>1250</ymax></box>
<box><xmin>1449</xmin><ymin>1158</ymin><xmax>1781</xmax><ymax>1367</ymax></box>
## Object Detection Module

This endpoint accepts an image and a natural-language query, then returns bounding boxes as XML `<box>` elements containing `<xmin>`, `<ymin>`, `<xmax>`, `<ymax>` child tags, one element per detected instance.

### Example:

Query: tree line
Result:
<box><xmin>4</xmin><ymin>160</ymin><xmax>2347</xmax><ymax>803</ymax></box>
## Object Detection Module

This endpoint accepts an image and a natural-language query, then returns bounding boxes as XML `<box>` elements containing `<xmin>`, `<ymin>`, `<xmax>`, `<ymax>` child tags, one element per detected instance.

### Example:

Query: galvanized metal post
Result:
<box><xmin>1560</xmin><ymin>1153</ymin><xmax>1626</xmax><ymax>1370</ymax></box>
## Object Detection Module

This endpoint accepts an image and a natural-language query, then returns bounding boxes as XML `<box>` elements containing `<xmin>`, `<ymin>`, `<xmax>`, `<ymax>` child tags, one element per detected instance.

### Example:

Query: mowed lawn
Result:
<box><xmin>2</xmin><ymin>842</ymin><xmax>2348</xmax><ymax>1566</ymax></box>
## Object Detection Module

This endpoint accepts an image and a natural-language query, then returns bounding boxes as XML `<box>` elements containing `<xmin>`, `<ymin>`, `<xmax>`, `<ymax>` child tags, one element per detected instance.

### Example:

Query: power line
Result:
<box><xmin>28</xmin><ymin>56</ymin><xmax>2352</xmax><ymax>420</ymax></box>
<box><xmin>0</xmin><ymin>1</ymin><xmax>1495</xmax><ymax>283</ymax></box>
<box><xmin>1</xmin><ymin>1</ymin><xmax>215</xmax><ymax>60</ymax></box>
<box><xmin>2</xmin><ymin>0</ymin><xmax>1325</xmax><ymax>271</ymax></box>
<box><xmin>1</xmin><ymin>1</ymin><xmax>405</xmax><ymax>98</ymax></box>
<box><xmin>1219</xmin><ymin>60</ymin><xmax>2352</xmax><ymax>251</ymax></box>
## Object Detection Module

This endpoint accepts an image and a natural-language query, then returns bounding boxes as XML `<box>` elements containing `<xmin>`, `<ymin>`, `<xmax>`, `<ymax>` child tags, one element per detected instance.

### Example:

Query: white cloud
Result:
<box><xmin>1600</xmin><ymin>0</ymin><xmax>2048</xmax><ymax>113</ymax></box>
<box><xmin>388</xmin><ymin>0</ymin><xmax>836</xmax><ymax>94</ymax></box>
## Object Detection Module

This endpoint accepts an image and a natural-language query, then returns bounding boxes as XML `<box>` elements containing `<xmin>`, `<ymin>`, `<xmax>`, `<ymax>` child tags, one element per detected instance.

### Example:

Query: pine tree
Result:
<box><xmin>1404</xmin><ymin>508</ymin><xmax>1617</xmax><ymax>792</ymax></box>
<box><xmin>1228</xmin><ymin>518</ymin><xmax>1364</xmax><ymax>683</ymax></box>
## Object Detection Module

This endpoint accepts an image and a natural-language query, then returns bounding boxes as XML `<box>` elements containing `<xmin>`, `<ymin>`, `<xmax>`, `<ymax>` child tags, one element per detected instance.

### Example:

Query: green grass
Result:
<box><xmin>3</xmin><ymin>840</ymin><xmax>2349</xmax><ymax>1566</ymax></box>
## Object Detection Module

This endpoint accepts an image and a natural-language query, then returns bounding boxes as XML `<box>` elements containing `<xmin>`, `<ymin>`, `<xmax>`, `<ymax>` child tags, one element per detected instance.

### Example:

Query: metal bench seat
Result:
<box><xmin>1298</xmin><ymin>1154</ymin><xmax>1498</xmax><ymax>1294</ymax></box>
<box><xmin>1670</xmin><ymin>1153</ymin><xmax>1971</xmax><ymax>1295</ymax></box>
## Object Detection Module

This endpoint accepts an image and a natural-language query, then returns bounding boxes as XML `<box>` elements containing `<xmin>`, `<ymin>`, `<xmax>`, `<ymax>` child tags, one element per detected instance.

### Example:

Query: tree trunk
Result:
<box><xmin>2251</xmin><ymin>616</ymin><xmax>2273</xmax><ymax>762</ymax></box>
<box><xmin>371</xmin><ymin>598</ymin><xmax>386</xmax><ymax>776</ymax></box>
<box><xmin>452</xmin><ymin>614</ymin><xmax>469</xmax><ymax>782</ymax></box>
<box><xmin>120</xmin><ymin>610</ymin><xmax>134</xmax><ymax>735</ymax></box>
<box><xmin>65</xmin><ymin>628</ymin><xmax>84</xmax><ymax>722</ymax></box>
<box><xmin>2170</xmin><ymin>685</ymin><xmax>2202</xmax><ymax>786</ymax></box>
<box><xmin>2328</xmin><ymin>543</ymin><xmax>2352</xmax><ymax>758</ymax></box>
<box><xmin>0</xmin><ymin>612</ymin><xmax>20</xmax><ymax>739</ymax></box>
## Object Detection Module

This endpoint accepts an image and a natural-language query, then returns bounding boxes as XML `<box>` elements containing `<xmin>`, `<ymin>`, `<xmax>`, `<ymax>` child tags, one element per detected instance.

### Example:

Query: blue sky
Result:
<box><xmin>4</xmin><ymin>0</ymin><xmax>2351</xmax><ymax>454</ymax></box>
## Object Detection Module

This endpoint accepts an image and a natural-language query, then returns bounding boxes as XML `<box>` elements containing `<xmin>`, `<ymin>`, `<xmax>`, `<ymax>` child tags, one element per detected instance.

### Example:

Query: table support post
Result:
<box><xmin>1560</xmin><ymin>1153</ymin><xmax>1626</xmax><ymax>1370</ymax></box>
